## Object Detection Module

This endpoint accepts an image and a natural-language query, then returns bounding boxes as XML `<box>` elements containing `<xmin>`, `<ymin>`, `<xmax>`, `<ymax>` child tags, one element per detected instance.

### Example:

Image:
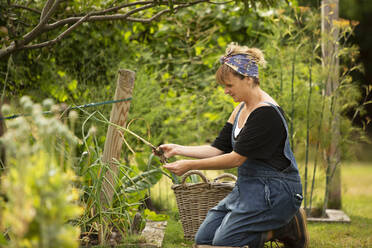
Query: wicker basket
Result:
<box><xmin>171</xmin><ymin>170</ymin><xmax>237</xmax><ymax>240</ymax></box>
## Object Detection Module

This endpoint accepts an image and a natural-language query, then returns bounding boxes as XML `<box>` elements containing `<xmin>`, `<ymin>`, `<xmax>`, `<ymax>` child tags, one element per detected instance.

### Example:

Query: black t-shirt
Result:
<box><xmin>211</xmin><ymin>106</ymin><xmax>290</xmax><ymax>171</ymax></box>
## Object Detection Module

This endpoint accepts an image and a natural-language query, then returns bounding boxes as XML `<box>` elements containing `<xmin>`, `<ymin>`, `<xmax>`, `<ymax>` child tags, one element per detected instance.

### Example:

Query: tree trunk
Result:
<box><xmin>321</xmin><ymin>0</ymin><xmax>342</xmax><ymax>210</ymax></box>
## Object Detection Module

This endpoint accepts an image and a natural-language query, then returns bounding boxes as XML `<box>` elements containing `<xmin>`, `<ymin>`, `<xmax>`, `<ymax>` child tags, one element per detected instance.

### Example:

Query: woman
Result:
<box><xmin>160</xmin><ymin>43</ymin><xmax>309</xmax><ymax>248</ymax></box>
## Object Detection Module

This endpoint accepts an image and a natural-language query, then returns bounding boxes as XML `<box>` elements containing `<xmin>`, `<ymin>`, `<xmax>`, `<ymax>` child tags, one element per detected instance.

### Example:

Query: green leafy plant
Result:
<box><xmin>0</xmin><ymin>97</ymin><xmax>82</xmax><ymax>248</ymax></box>
<box><xmin>75</xmin><ymin>110</ymin><xmax>167</xmax><ymax>245</ymax></box>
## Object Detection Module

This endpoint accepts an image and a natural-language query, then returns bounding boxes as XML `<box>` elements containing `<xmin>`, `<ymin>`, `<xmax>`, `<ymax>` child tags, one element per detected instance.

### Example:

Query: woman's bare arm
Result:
<box><xmin>163</xmin><ymin>151</ymin><xmax>247</xmax><ymax>176</ymax></box>
<box><xmin>159</xmin><ymin>144</ymin><xmax>224</xmax><ymax>159</ymax></box>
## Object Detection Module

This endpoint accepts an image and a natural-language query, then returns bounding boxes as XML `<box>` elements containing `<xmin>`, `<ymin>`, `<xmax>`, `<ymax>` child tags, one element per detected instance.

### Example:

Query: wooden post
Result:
<box><xmin>100</xmin><ymin>69</ymin><xmax>135</xmax><ymax>206</ymax></box>
<box><xmin>321</xmin><ymin>0</ymin><xmax>342</xmax><ymax>211</ymax></box>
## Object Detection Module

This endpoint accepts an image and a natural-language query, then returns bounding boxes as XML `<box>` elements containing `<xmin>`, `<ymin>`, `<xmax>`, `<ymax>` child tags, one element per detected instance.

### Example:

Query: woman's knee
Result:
<box><xmin>195</xmin><ymin>209</ymin><xmax>226</xmax><ymax>244</ymax></box>
<box><xmin>212</xmin><ymin>229</ymin><xmax>232</xmax><ymax>246</ymax></box>
<box><xmin>212</xmin><ymin>230</ymin><xmax>264</xmax><ymax>248</ymax></box>
<box><xmin>194</xmin><ymin>227</ymin><xmax>213</xmax><ymax>245</ymax></box>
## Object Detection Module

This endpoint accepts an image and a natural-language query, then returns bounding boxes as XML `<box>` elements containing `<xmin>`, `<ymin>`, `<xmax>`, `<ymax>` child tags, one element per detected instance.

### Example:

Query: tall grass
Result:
<box><xmin>73</xmin><ymin>108</ymin><xmax>169</xmax><ymax>245</ymax></box>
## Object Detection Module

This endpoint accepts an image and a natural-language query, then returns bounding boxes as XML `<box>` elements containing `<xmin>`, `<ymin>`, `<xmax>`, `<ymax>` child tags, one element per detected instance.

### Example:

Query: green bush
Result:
<box><xmin>0</xmin><ymin>97</ymin><xmax>82</xmax><ymax>248</ymax></box>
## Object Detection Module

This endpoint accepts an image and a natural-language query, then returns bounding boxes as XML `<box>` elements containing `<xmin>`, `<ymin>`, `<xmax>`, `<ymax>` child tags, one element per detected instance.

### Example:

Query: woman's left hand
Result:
<box><xmin>163</xmin><ymin>160</ymin><xmax>191</xmax><ymax>176</ymax></box>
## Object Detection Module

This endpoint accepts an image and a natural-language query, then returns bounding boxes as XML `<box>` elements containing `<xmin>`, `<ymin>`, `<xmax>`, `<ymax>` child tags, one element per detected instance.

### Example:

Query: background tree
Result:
<box><xmin>0</xmin><ymin>0</ymin><xmax>278</xmax><ymax>59</ymax></box>
<box><xmin>298</xmin><ymin>0</ymin><xmax>372</xmax><ymax>158</ymax></box>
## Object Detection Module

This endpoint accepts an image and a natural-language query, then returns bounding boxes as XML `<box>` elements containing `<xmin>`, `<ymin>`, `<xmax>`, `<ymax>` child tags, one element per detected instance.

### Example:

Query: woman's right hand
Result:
<box><xmin>158</xmin><ymin>144</ymin><xmax>181</xmax><ymax>158</ymax></box>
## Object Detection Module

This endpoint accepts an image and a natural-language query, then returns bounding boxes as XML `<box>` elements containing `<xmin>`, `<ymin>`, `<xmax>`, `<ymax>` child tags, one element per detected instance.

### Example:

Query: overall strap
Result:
<box><xmin>232</xmin><ymin>103</ymin><xmax>245</xmax><ymax>142</ymax></box>
<box><xmin>261</xmin><ymin>101</ymin><xmax>300</xmax><ymax>174</ymax></box>
<box><xmin>234</xmin><ymin>103</ymin><xmax>245</xmax><ymax>125</ymax></box>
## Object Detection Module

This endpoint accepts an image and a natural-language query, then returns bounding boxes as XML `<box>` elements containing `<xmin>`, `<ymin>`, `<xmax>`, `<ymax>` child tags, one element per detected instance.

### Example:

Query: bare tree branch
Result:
<box><xmin>9</xmin><ymin>4</ymin><xmax>42</xmax><ymax>15</ymax></box>
<box><xmin>46</xmin><ymin>0</ymin><xmax>205</xmax><ymax>30</ymax></box>
<box><xmin>44</xmin><ymin>3</ymin><xmax>156</xmax><ymax>31</ymax></box>
<box><xmin>40</xmin><ymin>0</ymin><xmax>55</xmax><ymax>21</ymax></box>
<box><xmin>0</xmin><ymin>0</ymin><xmax>210</xmax><ymax>59</ymax></box>
<box><xmin>23</xmin><ymin>13</ymin><xmax>92</xmax><ymax>50</ymax></box>
<box><xmin>208</xmin><ymin>0</ymin><xmax>234</xmax><ymax>4</ymax></box>
<box><xmin>9</xmin><ymin>4</ymin><xmax>57</xmax><ymax>22</ymax></box>
<box><xmin>88</xmin><ymin>0</ymin><xmax>203</xmax><ymax>16</ymax></box>
<box><xmin>22</xmin><ymin>0</ymin><xmax>60</xmax><ymax>45</ymax></box>
<box><xmin>125</xmin><ymin>1</ymin><xmax>205</xmax><ymax>23</ymax></box>
<box><xmin>0</xmin><ymin>0</ymin><xmax>61</xmax><ymax>58</ymax></box>
<box><xmin>91</xmin><ymin>0</ymin><xmax>154</xmax><ymax>15</ymax></box>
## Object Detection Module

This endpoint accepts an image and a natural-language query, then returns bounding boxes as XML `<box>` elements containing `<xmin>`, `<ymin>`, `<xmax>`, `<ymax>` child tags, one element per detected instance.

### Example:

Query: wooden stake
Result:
<box><xmin>100</xmin><ymin>69</ymin><xmax>135</xmax><ymax>206</ymax></box>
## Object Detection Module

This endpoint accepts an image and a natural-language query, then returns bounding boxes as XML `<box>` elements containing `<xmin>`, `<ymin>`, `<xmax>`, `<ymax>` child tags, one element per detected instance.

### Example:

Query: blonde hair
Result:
<box><xmin>216</xmin><ymin>42</ymin><xmax>266</xmax><ymax>85</ymax></box>
<box><xmin>224</xmin><ymin>42</ymin><xmax>267</xmax><ymax>67</ymax></box>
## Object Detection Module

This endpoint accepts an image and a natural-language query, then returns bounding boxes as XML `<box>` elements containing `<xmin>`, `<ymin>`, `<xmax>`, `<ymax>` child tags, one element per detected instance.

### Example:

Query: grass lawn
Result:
<box><xmin>161</xmin><ymin>162</ymin><xmax>372</xmax><ymax>248</ymax></box>
<box><xmin>307</xmin><ymin>163</ymin><xmax>372</xmax><ymax>248</ymax></box>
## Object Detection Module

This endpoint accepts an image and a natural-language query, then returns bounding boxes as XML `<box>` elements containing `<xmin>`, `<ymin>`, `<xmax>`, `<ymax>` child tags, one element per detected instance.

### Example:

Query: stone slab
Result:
<box><xmin>307</xmin><ymin>209</ymin><xmax>351</xmax><ymax>223</ymax></box>
<box><xmin>141</xmin><ymin>220</ymin><xmax>167</xmax><ymax>248</ymax></box>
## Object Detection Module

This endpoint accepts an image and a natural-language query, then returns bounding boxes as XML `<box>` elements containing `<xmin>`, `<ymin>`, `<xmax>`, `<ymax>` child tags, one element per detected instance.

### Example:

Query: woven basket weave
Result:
<box><xmin>171</xmin><ymin>170</ymin><xmax>236</xmax><ymax>240</ymax></box>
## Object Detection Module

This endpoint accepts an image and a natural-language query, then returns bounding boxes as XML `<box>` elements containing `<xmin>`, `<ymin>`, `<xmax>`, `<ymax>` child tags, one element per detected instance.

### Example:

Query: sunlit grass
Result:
<box><xmin>308</xmin><ymin>162</ymin><xmax>372</xmax><ymax>248</ymax></box>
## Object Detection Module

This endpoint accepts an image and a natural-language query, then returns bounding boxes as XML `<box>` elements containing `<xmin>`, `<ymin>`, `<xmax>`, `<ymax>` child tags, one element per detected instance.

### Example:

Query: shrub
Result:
<box><xmin>0</xmin><ymin>97</ymin><xmax>82</xmax><ymax>248</ymax></box>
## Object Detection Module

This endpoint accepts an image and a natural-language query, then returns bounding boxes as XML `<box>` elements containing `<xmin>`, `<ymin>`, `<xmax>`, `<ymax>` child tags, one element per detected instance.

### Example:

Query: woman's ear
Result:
<box><xmin>243</xmin><ymin>76</ymin><xmax>253</xmax><ymax>86</ymax></box>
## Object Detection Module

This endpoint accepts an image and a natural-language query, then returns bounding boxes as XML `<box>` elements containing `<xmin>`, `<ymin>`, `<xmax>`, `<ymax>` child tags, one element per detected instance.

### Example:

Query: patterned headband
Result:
<box><xmin>219</xmin><ymin>54</ymin><xmax>259</xmax><ymax>78</ymax></box>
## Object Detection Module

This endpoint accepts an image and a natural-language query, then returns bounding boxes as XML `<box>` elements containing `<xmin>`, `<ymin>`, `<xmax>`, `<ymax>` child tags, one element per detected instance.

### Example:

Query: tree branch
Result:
<box><xmin>0</xmin><ymin>0</ymin><xmax>60</xmax><ymax>59</ymax></box>
<box><xmin>208</xmin><ymin>0</ymin><xmax>234</xmax><ymax>4</ymax></box>
<box><xmin>23</xmin><ymin>13</ymin><xmax>91</xmax><ymax>50</ymax></box>
<box><xmin>126</xmin><ymin>8</ymin><xmax>173</xmax><ymax>23</ymax></box>
<box><xmin>91</xmin><ymin>0</ymin><xmax>154</xmax><ymax>15</ymax></box>
<box><xmin>21</xmin><ymin>0</ymin><xmax>60</xmax><ymax>45</ymax></box>
<box><xmin>44</xmin><ymin>3</ymin><xmax>156</xmax><ymax>31</ymax></box>
<box><xmin>46</xmin><ymin>0</ymin><xmax>208</xmax><ymax>30</ymax></box>
<box><xmin>0</xmin><ymin>0</ymin><xmax>209</xmax><ymax>59</ymax></box>
<box><xmin>40</xmin><ymin>0</ymin><xmax>55</xmax><ymax>21</ymax></box>
<box><xmin>9</xmin><ymin>4</ymin><xmax>42</xmax><ymax>15</ymax></box>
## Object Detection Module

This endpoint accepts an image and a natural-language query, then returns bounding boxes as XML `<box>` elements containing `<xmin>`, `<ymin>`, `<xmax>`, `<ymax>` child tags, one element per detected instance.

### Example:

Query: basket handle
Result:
<box><xmin>213</xmin><ymin>173</ymin><xmax>237</xmax><ymax>183</ymax></box>
<box><xmin>181</xmin><ymin>170</ymin><xmax>209</xmax><ymax>185</ymax></box>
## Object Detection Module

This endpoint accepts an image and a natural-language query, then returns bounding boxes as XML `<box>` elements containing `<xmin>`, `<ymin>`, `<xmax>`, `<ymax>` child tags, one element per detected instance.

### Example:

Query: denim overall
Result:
<box><xmin>195</xmin><ymin>102</ymin><xmax>303</xmax><ymax>248</ymax></box>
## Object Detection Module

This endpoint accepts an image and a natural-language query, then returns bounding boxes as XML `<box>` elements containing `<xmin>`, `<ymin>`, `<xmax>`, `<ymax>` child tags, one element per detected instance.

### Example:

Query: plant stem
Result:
<box><xmin>94</xmin><ymin>110</ymin><xmax>179</xmax><ymax>183</ymax></box>
<box><xmin>1</xmin><ymin>55</ymin><xmax>12</xmax><ymax>105</ymax></box>
<box><xmin>304</xmin><ymin>57</ymin><xmax>313</xmax><ymax>212</ymax></box>
<box><xmin>290</xmin><ymin>51</ymin><xmax>296</xmax><ymax>152</ymax></box>
<box><xmin>309</xmin><ymin>92</ymin><xmax>325</xmax><ymax>211</ymax></box>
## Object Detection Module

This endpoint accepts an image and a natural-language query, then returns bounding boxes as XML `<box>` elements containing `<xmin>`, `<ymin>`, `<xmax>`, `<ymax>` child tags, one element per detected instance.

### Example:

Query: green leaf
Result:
<box><xmin>0</xmin><ymin>233</ymin><xmax>7</xmax><ymax>245</ymax></box>
<box><xmin>144</xmin><ymin>209</ymin><xmax>169</xmax><ymax>221</ymax></box>
<box><xmin>57</xmin><ymin>71</ymin><xmax>66</xmax><ymax>77</ymax></box>
<box><xmin>195</xmin><ymin>46</ymin><xmax>203</xmax><ymax>56</ymax></box>
<box><xmin>135</xmin><ymin>153</ymin><xmax>147</xmax><ymax>171</ymax></box>
<box><xmin>124</xmin><ymin>31</ymin><xmax>131</xmax><ymax>42</ymax></box>
<box><xmin>68</xmin><ymin>79</ymin><xmax>78</xmax><ymax>91</ymax></box>
<box><xmin>217</xmin><ymin>37</ymin><xmax>227</xmax><ymax>48</ymax></box>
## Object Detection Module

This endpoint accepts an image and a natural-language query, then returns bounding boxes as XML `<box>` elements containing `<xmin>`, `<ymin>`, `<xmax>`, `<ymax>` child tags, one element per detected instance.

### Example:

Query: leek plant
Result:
<box><xmin>74</xmin><ymin>109</ymin><xmax>167</xmax><ymax>245</ymax></box>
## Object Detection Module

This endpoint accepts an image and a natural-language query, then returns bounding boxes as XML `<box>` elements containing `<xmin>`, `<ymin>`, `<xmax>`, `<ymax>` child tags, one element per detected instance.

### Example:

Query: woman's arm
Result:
<box><xmin>163</xmin><ymin>151</ymin><xmax>247</xmax><ymax>176</ymax></box>
<box><xmin>159</xmin><ymin>103</ymin><xmax>244</xmax><ymax>159</ymax></box>
<box><xmin>159</xmin><ymin>144</ymin><xmax>224</xmax><ymax>159</ymax></box>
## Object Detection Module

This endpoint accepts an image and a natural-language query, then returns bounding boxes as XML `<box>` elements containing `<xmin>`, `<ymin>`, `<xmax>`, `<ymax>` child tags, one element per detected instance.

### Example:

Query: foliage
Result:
<box><xmin>0</xmin><ymin>97</ymin><xmax>82</xmax><ymax>248</ymax></box>
<box><xmin>74</xmin><ymin>110</ymin><xmax>165</xmax><ymax>244</ymax></box>
<box><xmin>143</xmin><ymin>209</ymin><xmax>168</xmax><ymax>221</ymax></box>
<box><xmin>0</xmin><ymin>96</ymin><xmax>167</xmax><ymax>246</ymax></box>
<box><xmin>0</xmin><ymin>0</ymin><xmax>282</xmax><ymax>59</ymax></box>
<box><xmin>0</xmin><ymin>1</ymin><xmax>370</xmax><ymax>245</ymax></box>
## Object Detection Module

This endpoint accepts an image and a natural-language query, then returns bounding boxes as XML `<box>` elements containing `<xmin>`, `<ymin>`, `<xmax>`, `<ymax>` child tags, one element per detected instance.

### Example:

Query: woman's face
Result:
<box><xmin>222</xmin><ymin>74</ymin><xmax>253</xmax><ymax>102</ymax></box>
